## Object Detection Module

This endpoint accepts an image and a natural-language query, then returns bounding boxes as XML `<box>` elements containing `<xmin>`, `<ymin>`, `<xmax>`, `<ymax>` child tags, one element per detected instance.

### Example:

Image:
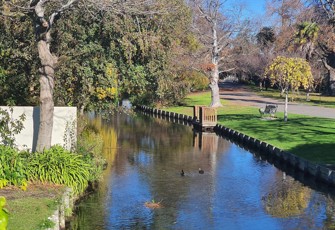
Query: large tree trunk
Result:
<box><xmin>322</xmin><ymin>59</ymin><xmax>335</xmax><ymax>96</ymax></box>
<box><xmin>32</xmin><ymin>0</ymin><xmax>61</xmax><ymax>152</ymax></box>
<box><xmin>328</xmin><ymin>68</ymin><xmax>335</xmax><ymax>96</ymax></box>
<box><xmin>209</xmin><ymin>20</ymin><xmax>222</xmax><ymax>108</ymax></box>
<box><xmin>209</xmin><ymin>64</ymin><xmax>222</xmax><ymax>107</ymax></box>
<box><xmin>36</xmin><ymin>40</ymin><xmax>57</xmax><ymax>152</ymax></box>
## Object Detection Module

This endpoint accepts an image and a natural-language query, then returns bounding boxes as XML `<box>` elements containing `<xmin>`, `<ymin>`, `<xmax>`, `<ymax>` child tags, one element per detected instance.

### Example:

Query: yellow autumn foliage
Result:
<box><xmin>96</xmin><ymin>87</ymin><xmax>117</xmax><ymax>100</ymax></box>
<box><xmin>264</xmin><ymin>180</ymin><xmax>311</xmax><ymax>218</ymax></box>
<box><xmin>265</xmin><ymin>56</ymin><xmax>313</xmax><ymax>92</ymax></box>
<box><xmin>95</xmin><ymin>63</ymin><xmax>118</xmax><ymax>100</ymax></box>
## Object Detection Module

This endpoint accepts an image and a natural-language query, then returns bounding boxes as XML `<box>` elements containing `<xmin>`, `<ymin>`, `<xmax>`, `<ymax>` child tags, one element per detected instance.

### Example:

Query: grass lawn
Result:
<box><xmin>0</xmin><ymin>184</ymin><xmax>64</xmax><ymax>230</ymax></box>
<box><xmin>166</xmin><ymin>91</ymin><xmax>335</xmax><ymax>165</ymax></box>
<box><xmin>248</xmin><ymin>85</ymin><xmax>335</xmax><ymax>108</ymax></box>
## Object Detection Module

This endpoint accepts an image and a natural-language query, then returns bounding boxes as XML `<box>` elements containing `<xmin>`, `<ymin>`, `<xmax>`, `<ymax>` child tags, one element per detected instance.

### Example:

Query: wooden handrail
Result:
<box><xmin>199</xmin><ymin>107</ymin><xmax>217</xmax><ymax>126</ymax></box>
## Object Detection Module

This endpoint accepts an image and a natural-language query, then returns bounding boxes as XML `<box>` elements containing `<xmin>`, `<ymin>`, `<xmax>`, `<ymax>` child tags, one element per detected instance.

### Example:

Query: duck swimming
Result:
<box><xmin>198</xmin><ymin>168</ymin><xmax>204</xmax><ymax>174</ymax></box>
<box><xmin>181</xmin><ymin>169</ymin><xmax>185</xmax><ymax>176</ymax></box>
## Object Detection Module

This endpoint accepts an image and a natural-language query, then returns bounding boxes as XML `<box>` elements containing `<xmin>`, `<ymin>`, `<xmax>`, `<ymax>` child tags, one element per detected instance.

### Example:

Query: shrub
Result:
<box><xmin>27</xmin><ymin>145</ymin><xmax>91</xmax><ymax>194</ymax></box>
<box><xmin>77</xmin><ymin>122</ymin><xmax>105</xmax><ymax>182</ymax></box>
<box><xmin>0</xmin><ymin>145</ymin><xmax>28</xmax><ymax>190</ymax></box>
<box><xmin>0</xmin><ymin>107</ymin><xmax>26</xmax><ymax>148</ymax></box>
<box><xmin>181</xmin><ymin>70</ymin><xmax>209</xmax><ymax>92</ymax></box>
<box><xmin>77</xmin><ymin>124</ymin><xmax>103</xmax><ymax>157</ymax></box>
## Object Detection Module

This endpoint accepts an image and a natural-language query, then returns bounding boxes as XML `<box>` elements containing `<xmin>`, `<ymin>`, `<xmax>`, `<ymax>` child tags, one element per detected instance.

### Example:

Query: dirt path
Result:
<box><xmin>219</xmin><ymin>82</ymin><xmax>335</xmax><ymax>119</ymax></box>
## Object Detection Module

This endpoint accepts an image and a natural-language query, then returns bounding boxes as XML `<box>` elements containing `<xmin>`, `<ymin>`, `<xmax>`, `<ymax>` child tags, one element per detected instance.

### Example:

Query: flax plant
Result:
<box><xmin>27</xmin><ymin>145</ymin><xmax>91</xmax><ymax>194</ymax></box>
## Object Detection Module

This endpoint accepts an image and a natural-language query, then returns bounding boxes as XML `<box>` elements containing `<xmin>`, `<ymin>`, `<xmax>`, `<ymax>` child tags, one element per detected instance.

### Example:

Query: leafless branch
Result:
<box><xmin>317</xmin><ymin>0</ymin><xmax>335</xmax><ymax>18</ymax></box>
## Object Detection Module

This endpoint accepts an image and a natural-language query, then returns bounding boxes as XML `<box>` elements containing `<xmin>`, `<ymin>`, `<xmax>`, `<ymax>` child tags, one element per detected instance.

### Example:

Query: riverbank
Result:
<box><xmin>0</xmin><ymin>115</ymin><xmax>106</xmax><ymax>230</ymax></box>
<box><xmin>0</xmin><ymin>184</ymin><xmax>65</xmax><ymax>230</ymax></box>
<box><xmin>163</xmin><ymin>91</ymin><xmax>335</xmax><ymax>165</ymax></box>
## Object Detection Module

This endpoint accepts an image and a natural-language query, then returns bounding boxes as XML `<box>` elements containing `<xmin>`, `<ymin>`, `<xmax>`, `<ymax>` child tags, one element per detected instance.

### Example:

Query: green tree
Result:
<box><xmin>0</xmin><ymin>6</ymin><xmax>39</xmax><ymax>106</ymax></box>
<box><xmin>1</xmin><ymin>0</ymin><xmax>176</xmax><ymax>151</ymax></box>
<box><xmin>256</xmin><ymin>27</ymin><xmax>276</xmax><ymax>51</ymax></box>
<box><xmin>265</xmin><ymin>56</ymin><xmax>313</xmax><ymax>121</ymax></box>
<box><xmin>294</xmin><ymin>22</ymin><xmax>319</xmax><ymax>61</ymax></box>
<box><xmin>105</xmin><ymin>1</ymin><xmax>195</xmax><ymax>106</ymax></box>
<box><xmin>51</xmin><ymin>10</ymin><xmax>119</xmax><ymax>113</ymax></box>
<box><xmin>294</xmin><ymin>21</ymin><xmax>319</xmax><ymax>100</ymax></box>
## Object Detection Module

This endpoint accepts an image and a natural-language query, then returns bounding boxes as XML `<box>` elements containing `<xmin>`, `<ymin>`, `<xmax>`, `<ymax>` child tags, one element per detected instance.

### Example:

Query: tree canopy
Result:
<box><xmin>2</xmin><ymin>0</ymin><xmax>335</xmax><ymax>147</ymax></box>
<box><xmin>265</xmin><ymin>56</ymin><xmax>313</xmax><ymax>121</ymax></box>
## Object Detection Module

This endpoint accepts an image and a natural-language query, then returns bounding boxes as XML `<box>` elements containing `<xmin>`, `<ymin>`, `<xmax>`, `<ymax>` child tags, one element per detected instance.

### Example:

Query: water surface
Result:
<box><xmin>70</xmin><ymin>113</ymin><xmax>335</xmax><ymax>230</ymax></box>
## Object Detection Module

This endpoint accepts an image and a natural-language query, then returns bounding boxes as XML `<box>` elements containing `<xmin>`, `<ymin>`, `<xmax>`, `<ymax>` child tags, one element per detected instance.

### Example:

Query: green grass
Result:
<box><xmin>166</xmin><ymin>91</ymin><xmax>335</xmax><ymax>165</ymax></box>
<box><xmin>249</xmin><ymin>85</ymin><xmax>335</xmax><ymax>108</ymax></box>
<box><xmin>7</xmin><ymin>197</ymin><xmax>58</xmax><ymax>230</ymax></box>
<box><xmin>0</xmin><ymin>185</ymin><xmax>64</xmax><ymax>230</ymax></box>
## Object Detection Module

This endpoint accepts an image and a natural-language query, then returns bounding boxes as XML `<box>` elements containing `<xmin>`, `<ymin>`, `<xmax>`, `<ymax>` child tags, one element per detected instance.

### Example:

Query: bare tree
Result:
<box><xmin>316</xmin><ymin>0</ymin><xmax>335</xmax><ymax>18</ymax></box>
<box><xmin>313</xmin><ymin>0</ymin><xmax>335</xmax><ymax>95</ymax></box>
<box><xmin>266</xmin><ymin>0</ymin><xmax>305</xmax><ymax>28</ymax></box>
<box><xmin>3</xmin><ymin>0</ymin><xmax>170</xmax><ymax>151</ymax></box>
<box><xmin>190</xmin><ymin>0</ymin><xmax>242</xmax><ymax>107</ymax></box>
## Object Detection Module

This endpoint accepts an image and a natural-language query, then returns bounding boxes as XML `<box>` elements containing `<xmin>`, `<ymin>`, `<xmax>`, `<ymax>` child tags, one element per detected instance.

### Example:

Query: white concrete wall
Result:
<box><xmin>0</xmin><ymin>106</ymin><xmax>77</xmax><ymax>152</ymax></box>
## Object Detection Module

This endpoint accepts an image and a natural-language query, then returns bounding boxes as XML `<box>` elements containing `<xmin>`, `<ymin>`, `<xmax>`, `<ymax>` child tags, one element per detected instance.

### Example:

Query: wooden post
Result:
<box><xmin>193</xmin><ymin>105</ymin><xmax>207</xmax><ymax>121</ymax></box>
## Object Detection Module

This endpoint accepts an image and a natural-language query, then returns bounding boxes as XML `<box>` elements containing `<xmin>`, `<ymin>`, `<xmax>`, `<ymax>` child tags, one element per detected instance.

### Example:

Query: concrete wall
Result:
<box><xmin>0</xmin><ymin>106</ymin><xmax>76</xmax><ymax>152</ymax></box>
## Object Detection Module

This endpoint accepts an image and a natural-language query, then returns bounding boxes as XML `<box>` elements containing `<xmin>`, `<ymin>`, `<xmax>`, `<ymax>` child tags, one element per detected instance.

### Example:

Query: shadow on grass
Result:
<box><xmin>217</xmin><ymin>114</ymin><xmax>335</xmax><ymax>164</ymax></box>
<box><xmin>217</xmin><ymin>113</ymin><xmax>260</xmax><ymax>120</ymax></box>
<box><xmin>289</xmin><ymin>143</ymin><xmax>335</xmax><ymax>165</ymax></box>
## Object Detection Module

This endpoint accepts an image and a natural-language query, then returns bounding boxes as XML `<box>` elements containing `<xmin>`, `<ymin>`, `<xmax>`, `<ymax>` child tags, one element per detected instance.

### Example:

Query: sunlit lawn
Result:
<box><xmin>166</xmin><ymin>91</ymin><xmax>335</xmax><ymax>165</ymax></box>
<box><xmin>248</xmin><ymin>85</ymin><xmax>335</xmax><ymax>108</ymax></box>
<box><xmin>0</xmin><ymin>185</ymin><xmax>64</xmax><ymax>230</ymax></box>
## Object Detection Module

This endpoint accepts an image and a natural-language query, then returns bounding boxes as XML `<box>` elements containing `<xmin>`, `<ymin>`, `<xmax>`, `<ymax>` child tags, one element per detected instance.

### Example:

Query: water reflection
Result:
<box><xmin>264</xmin><ymin>174</ymin><xmax>311</xmax><ymax>218</ymax></box>
<box><xmin>69</xmin><ymin>113</ymin><xmax>335</xmax><ymax>230</ymax></box>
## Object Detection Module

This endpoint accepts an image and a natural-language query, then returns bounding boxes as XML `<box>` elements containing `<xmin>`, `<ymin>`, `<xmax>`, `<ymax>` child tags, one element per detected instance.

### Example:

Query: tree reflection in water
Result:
<box><xmin>69</xmin><ymin>113</ymin><xmax>335</xmax><ymax>230</ymax></box>
<box><xmin>263</xmin><ymin>172</ymin><xmax>311</xmax><ymax>218</ymax></box>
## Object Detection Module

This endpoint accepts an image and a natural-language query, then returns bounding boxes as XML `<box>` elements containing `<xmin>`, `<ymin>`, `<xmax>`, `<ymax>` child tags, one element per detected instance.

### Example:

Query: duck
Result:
<box><xmin>180</xmin><ymin>169</ymin><xmax>185</xmax><ymax>176</ymax></box>
<box><xmin>198</xmin><ymin>168</ymin><xmax>204</xmax><ymax>174</ymax></box>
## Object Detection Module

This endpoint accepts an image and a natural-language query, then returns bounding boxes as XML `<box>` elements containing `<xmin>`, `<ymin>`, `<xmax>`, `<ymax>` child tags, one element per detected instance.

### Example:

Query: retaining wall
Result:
<box><xmin>48</xmin><ymin>188</ymin><xmax>75</xmax><ymax>230</ymax></box>
<box><xmin>137</xmin><ymin>105</ymin><xmax>335</xmax><ymax>186</ymax></box>
<box><xmin>0</xmin><ymin>106</ymin><xmax>77</xmax><ymax>152</ymax></box>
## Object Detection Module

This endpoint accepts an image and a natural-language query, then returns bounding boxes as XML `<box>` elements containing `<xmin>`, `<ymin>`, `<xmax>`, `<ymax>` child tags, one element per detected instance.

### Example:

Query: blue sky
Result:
<box><xmin>245</xmin><ymin>0</ymin><xmax>266</xmax><ymax>15</ymax></box>
<box><xmin>227</xmin><ymin>0</ymin><xmax>267</xmax><ymax>17</ymax></box>
<box><xmin>225</xmin><ymin>0</ymin><xmax>270</xmax><ymax>27</ymax></box>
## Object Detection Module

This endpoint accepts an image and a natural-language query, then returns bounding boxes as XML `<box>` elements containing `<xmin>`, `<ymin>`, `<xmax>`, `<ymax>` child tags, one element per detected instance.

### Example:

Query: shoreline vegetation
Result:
<box><xmin>1</xmin><ymin>90</ymin><xmax>335</xmax><ymax>229</ymax></box>
<box><xmin>0</xmin><ymin>116</ymin><xmax>105</xmax><ymax>230</ymax></box>
<box><xmin>165</xmin><ymin>91</ymin><xmax>335</xmax><ymax>165</ymax></box>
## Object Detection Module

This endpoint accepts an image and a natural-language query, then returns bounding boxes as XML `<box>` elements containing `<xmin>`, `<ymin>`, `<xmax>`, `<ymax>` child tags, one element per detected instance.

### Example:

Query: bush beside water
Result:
<box><xmin>0</xmin><ymin>144</ymin><xmax>103</xmax><ymax>195</ymax></box>
<box><xmin>0</xmin><ymin>110</ymin><xmax>106</xmax><ymax>230</ymax></box>
<box><xmin>27</xmin><ymin>146</ymin><xmax>92</xmax><ymax>194</ymax></box>
<box><xmin>0</xmin><ymin>115</ymin><xmax>106</xmax><ymax>195</ymax></box>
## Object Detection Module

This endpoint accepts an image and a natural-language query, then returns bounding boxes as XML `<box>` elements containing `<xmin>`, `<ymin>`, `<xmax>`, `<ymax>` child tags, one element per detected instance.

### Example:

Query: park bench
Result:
<box><xmin>259</xmin><ymin>104</ymin><xmax>278</xmax><ymax>118</ymax></box>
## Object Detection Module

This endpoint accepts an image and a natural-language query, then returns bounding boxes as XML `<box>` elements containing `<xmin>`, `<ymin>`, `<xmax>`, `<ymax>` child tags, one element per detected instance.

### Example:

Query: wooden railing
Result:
<box><xmin>193</xmin><ymin>106</ymin><xmax>217</xmax><ymax>127</ymax></box>
<box><xmin>200</xmin><ymin>107</ymin><xmax>217</xmax><ymax>126</ymax></box>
